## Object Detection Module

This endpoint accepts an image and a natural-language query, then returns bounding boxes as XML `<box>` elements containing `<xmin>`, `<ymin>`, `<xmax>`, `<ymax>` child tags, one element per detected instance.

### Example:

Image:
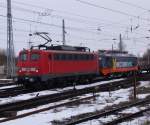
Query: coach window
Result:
<box><xmin>20</xmin><ymin>53</ymin><xmax>27</xmax><ymax>61</ymax></box>
<box><xmin>54</xmin><ymin>54</ymin><xmax>57</xmax><ymax>60</ymax></box>
<box><xmin>83</xmin><ymin>55</ymin><xmax>86</xmax><ymax>60</ymax></box>
<box><xmin>92</xmin><ymin>55</ymin><xmax>94</xmax><ymax>60</ymax></box>
<box><xmin>54</xmin><ymin>54</ymin><xmax>60</xmax><ymax>60</ymax></box>
<box><xmin>78</xmin><ymin>54</ymin><xmax>82</xmax><ymax>60</ymax></box>
<box><xmin>72</xmin><ymin>54</ymin><xmax>74</xmax><ymax>60</ymax></box>
<box><xmin>86</xmin><ymin>55</ymin><xmax>90</xmax><ymax>60</ymax></box>
<box><xmin>89</xmin><ymin>55</ymin><xmax>91</xmax><ymax>60</ymax></box>
<box><xmin>85</xmin><ymin>55</ymin><xmax>89</xmax><ymax>60</ymax></box>
<box><xmin>77</xmin><ymin>54</ymin><xmax>80</xmax><ymax>60</ymax></box>
<box><xmin>66</xmin><ymin>54</ymin><xmax>70</xmax><ymax>60</ymax></box>
<box><xmin>60</xmin><ymin>54</ymin><xmax>65</xmax><ymax>60</ymax></box>
<box><xmin>31</xmin><ymin>53</ymin><xmax>40</xmax><ymax>61</ymax></box>
<box><xmin>68</xmin><ymin>54</ymin><xmax>72</xmax><ymax>60</ymax></box>
<box><xmin>81</xmin><ymin>55</ymin><xmax>84</xmax><ymax>60</ymax></box>
<box><xmin>48</xmin><ymin>54</ymin><xmax>52</xmax><ymax>60</ymax></box>
<box><xmin>58</xmin><ymin>54</ymin><xmax>61</xmax><ymax>60</ymax></box>
<box><xmin>74</xmin><ymin>54</ymin><xmax>77</xmax><ymax>60</ymax></box>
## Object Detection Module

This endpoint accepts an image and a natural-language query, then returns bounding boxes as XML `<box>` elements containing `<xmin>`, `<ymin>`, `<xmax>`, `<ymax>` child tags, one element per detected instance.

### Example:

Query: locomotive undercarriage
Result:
<box><xmin>15</xmin><ymin>73</ymin><xmax>97</xmax><ymax>89</ymax></box>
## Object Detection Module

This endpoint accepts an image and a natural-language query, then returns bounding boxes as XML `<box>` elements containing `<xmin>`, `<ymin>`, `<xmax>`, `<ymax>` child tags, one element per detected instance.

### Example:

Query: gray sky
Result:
<box><xmin>0</xmin><ymin>0</ymin><xmax>150</xmax><ymax>56</ymax></box>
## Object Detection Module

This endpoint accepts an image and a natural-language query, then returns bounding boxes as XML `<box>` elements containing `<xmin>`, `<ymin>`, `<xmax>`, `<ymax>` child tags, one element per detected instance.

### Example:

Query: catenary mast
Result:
<box><xmin>7</xmin><ymin>0</ymin><xmax>15</xmax><ymax>78</ymax></box>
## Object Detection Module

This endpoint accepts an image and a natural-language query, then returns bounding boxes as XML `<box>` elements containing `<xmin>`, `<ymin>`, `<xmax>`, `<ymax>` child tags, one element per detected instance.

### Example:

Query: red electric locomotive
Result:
<box><xmin>16</xmin><ymin>45</ymin><xmax>99</xmax><ymax>86</ymax></box>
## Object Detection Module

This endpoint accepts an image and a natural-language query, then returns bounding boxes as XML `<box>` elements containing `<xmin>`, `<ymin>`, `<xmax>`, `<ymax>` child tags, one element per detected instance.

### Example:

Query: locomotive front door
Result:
<box><xmin>48</xmin><ymin>54</ymin><xmax>52</xmax><ymax>73</ymax></box>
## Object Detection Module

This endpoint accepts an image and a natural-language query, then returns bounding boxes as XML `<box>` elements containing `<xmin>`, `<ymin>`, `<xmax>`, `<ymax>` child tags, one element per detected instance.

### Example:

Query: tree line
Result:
<box><xmin>0</xmin><ymin>49</ymin><xmax>7</xmax><ymax>66</ymax></box>
<box><xmin>142</xmin><ymin>49</ymin><xmax>150</xmax><ymax>62</ymax></box>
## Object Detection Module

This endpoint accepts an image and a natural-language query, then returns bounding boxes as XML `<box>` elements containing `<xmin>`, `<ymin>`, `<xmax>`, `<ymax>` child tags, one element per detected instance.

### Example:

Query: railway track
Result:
<box><xmin>0</xmin><ymin>72</ymin><xmax>149</xmax><ymax>98</ymax></box>
<box><xmin>104</xmin><ymin>107</ymin><xmax>150</xmax><ymax>125</ymax></box>
<box><xmin>0</xmin><ymin>77</ymin><xmax>121</xmax><ymax>98</ymax></box>
<box><xmin>0</xmin><ymin>73</ymin><xmax>149</xmax><ymax>117</ymax></box>
<box><xmin>63</xmin><ymin>97</ymin><xmax>150</xmax><ymax>125</ymax></box>
<box><xmin>0</xmin><ymin>78</ymin><xmax>132</xmax><ymax>98</ymax></box>
<box><xmin>0</xmin><ymin>95</ymin><xmax>98</xmax><ymax>123</ymax></box>
<box><xmin>0</xmin><ymin>86</ymin><xmax>36</xmax><ymax>98</ymax></box>
<box><xmin>0</xmin><ymin>82</ymin><xmax>16</xmax><ymax>87</ymax></box>
<box><xmin>0</xmin><ymin>73</ymin><xmax>148</xmax><ymax>124</ymax></box>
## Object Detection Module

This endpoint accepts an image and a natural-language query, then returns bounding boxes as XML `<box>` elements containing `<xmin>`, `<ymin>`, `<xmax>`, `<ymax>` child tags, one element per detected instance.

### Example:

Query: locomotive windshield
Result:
<box><xmin>31</xmin><ymin>53</ymin><xmax>40</xmax><ymax>61</ymax></box>
<box><xmin>20</xmin><ymin>53</ymin><xmax>27</xmax><ymax>61</ymax></box>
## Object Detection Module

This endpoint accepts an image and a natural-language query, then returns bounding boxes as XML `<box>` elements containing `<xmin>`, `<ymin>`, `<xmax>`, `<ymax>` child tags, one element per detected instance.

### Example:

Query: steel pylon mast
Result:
<box><xmin>119</xmin><ymin>34</ymin><xmax>123</xmax><ymax>52</ymax></box>
<box><xmin>62</xmin><ymin>19</ymin><xmax>66</xmax><ymax>45</ymax></box>
<box><xmin>7</xmin><ymin>0</ymin><xmax>15</xmax><ymax>78</ymax></box>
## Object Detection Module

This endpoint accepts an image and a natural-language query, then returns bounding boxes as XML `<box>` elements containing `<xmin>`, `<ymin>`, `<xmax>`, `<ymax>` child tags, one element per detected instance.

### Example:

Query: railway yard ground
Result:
<box><xmin>0</xmin><ymin>74</ymin><xmax>149</xmax><ymax>125</ymax></box>
<box><xmin>2</xmin><ymin>0</ymin><xmax>150</xmax><ymax>124</ymax></box>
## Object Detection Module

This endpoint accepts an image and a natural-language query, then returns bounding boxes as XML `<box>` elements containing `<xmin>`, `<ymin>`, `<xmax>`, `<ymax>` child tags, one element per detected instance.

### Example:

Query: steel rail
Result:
<box><xmin>104</xmin><ymin>107</ymin><xmax>150</xmax><ymax>125</ymax></box>
<box><xmin>0</xmin><ymin>73</ymin><xmax>149</xmax><ymax>120</ymax></box>
<box><xmin>0</xmin><ymin>77</ymin><xmax>139</xmax><ymax>113</ymax></box>
<box><xmin>64</xmin><ymin>97</ymin><xmax>150</xmax><ymax>125</ymax></box>
<box><xmin>0</xmin><ymin>95</ymin><xmax>98</xmax><ymax>123</ymax></box>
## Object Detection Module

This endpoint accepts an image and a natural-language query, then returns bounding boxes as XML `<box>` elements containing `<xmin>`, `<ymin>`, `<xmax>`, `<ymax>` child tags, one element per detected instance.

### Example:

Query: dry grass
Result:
<box><xmin>142</xmin><ymin>120</ymin><xmax>150</xmax><ymax>125</ymax></box>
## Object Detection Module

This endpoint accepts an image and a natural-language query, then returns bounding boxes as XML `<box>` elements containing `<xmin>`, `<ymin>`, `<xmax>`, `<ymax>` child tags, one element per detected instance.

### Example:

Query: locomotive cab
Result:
<box><xmin>16</xmin><ymin>50</ymin><xmax>42</xmax><ymax>83</ymax></box>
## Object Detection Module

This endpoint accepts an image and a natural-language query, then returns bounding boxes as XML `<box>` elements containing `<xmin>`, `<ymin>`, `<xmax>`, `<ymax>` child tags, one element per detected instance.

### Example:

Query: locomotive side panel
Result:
<box><xmin>51</xmin><ymin>52</ymin><xmax>98</xmax><ymax>76</ymax></box>
<box><xmin>99</xmin><ymin>56</ymin><xmax>138</xmax><ymax>76</ymax></box>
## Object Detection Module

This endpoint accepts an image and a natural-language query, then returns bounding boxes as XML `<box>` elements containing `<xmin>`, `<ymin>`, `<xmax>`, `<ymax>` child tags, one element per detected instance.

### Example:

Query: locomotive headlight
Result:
<box><xmin>18</xmin><ymin>68</ymin><xmax>22</xmax><ymax>72</ymax></box>
<box><xmin>35</xmin><ymin>69</ymin><xmax>39</xmax><ymax>73</ymax></box>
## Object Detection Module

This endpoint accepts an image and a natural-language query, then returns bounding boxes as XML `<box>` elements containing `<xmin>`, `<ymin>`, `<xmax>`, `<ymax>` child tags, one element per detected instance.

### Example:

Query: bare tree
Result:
<box><xmin>0</xmin><ymin>48</ymin><xmax>7</xmax><ymax>66</ymax></box>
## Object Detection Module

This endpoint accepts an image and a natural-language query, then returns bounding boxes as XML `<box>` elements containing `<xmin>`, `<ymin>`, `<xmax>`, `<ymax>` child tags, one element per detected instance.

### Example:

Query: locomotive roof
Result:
<box><xmin>47</xmin><ymin>45</ymin><xmax>89</xmax><ymax>51</ymax></box>
<box><xmin>30</xmin><ymin>44</ymin><xmax>90</xmax><ymax>52</ymax></box>
<box><xmin>20</xmin><ymin>47</ymin><xmax>95</xmax><ymax>54</ymax></box>
<box><xmin>98</xmin><ymin>50</ymin><xmax>136</xmax><ymax>58</ymax></box>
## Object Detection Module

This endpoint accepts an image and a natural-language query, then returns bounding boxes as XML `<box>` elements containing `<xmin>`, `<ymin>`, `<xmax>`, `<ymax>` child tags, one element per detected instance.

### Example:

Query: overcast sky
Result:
<box><xmin>0</xmin><ymin>0</ymin><xmax>150</xmax><ymax>56</ymax></box>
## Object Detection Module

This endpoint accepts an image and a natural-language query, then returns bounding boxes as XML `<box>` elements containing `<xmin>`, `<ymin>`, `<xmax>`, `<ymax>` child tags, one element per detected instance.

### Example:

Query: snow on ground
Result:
<box><xmin>0</xmin><ymin>89</ymin><xmax>58</xmax><ymax>104</ymax></box>
<box><xmin>120</xmin><ymin>107</ymin><xmax>139</xmax><ymax>114</ymax></box>
<box><xmin>0</xmin><ymin>79</ymin><xmax>12</xmax><ymax>81</ymax></box>
<box><xmin>0</xmin><ymin>78</ymin><xmax>124</xmax><ymax>104</ymax></box>
<box><xmin>78</xmin><ymin>115</ymin><xmax>117</xmax><ymax>125</ymax></box>
<box><xmin>0</xmin><ymin>79</ymin><xmax>13</xmax><ymax>84</ymax></box>
<box><xmin>0</xmin><ymin>85</ymin><xmax>16</xmax><ymax>90</ymax></box>
<box><xmin>1</xmin><ymin>80</ymin><xmax>150</xmax><ymax>125</ymax></box>
<box><xmin>138</xmin><ymin>94</ymin><xmax>150</xmax><ymax>99</ymax></box>
<box><xmin>61</xmin><ymin>78</ymin><xmax>124</xmax><ymax>91</ymax></box>
<box><xmin>137</xmin><ymin>81</ymin><xmax>150</xmax><ymax>100</ymax></box>
<box><xmin>120</xmin><ymin>116</ymin><xmax>150</xmax><ymax>125</ymax></box>
<box><xmin>78</xmin><ymin>115</ymin><xmax>150</xmax><ymax>125</ymax></box>
<box><xmin>139</xmin><ymin>81</ymin><xmax>150</xmax><ymax>88</ymax></box>
<box><xmin>1</xmin><ymin>84</ymin><xmax>130</xmax><ymax>125</ymax></box>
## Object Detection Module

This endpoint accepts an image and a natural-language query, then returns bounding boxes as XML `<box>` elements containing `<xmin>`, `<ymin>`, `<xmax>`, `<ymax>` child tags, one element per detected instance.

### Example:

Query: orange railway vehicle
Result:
<box><xmin>98</xmin><ymin>50</ymin><xmax>138</xmax><ymax>76</ymax></box>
